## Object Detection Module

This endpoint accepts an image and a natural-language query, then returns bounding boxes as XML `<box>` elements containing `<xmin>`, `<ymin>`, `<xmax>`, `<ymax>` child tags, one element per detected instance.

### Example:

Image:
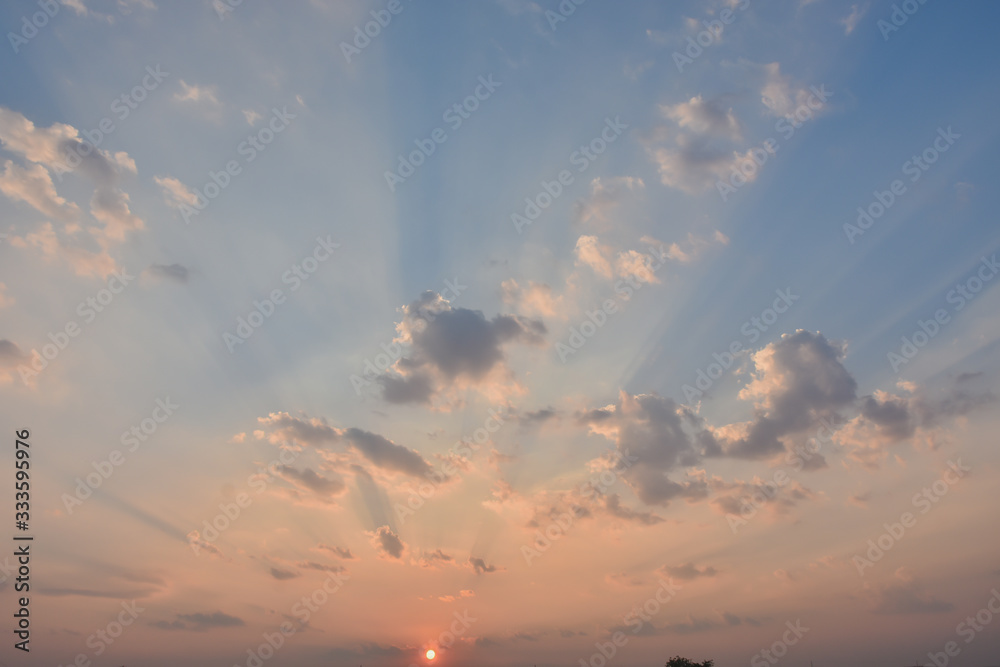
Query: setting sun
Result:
<box><xmin>425</xmin><ymin>649</ymin><xmax>436</xmax><ymax>660</ymax></box>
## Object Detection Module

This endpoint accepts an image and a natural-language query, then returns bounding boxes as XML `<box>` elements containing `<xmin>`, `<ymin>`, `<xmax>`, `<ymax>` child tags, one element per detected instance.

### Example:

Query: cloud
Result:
<box><xmin>379</xmin><ymin>291</ymin><xmax>546</xmax><ymax>406</ymax></box>
<box><xmin>572</xmin><ymin>176</ymin><xmax>645</xmax><ymax>227</ymax></box>
<box><xmin>866</xmin><ymin>569</ymin><xmax>954</xmax><ymax>614</ymax></box>
<box><xmin>648</xmin><ymin>135</ymin><xmax>762</xmax><ymax>194</ymax></box>
<box><xmin>719</xmin><ymin>330</ymin><xmax>857</xmax><ymax>459</ymax></box>
<box><xmin>155</xmin><ymin>175</ymin><xmax>200</xmax><ymax>210</ymax></box>
<box><xmin>0</xmin><ymin>160</ymin><xmax>80</xmax><ymax>221</ymax></box>
<box><xmin>759</xmin><ymin>62</ymin><xmax>821</xmax><ymax>118</ymax></box>
<box><xmin>317</xmin><ymin>544</ymin><xmax>356</xmax><ymax>560</ymax></box>
<box><xmin>151</xmin><ymin>611</ymin><xmax>245</xmax><ymax>631</ymax></box>
<box><xmin>269</xmin><ymin>566</ymin><xmax>300</xmax><ymax>580</ymax></box>
<box><xmin>469</xmin><ymin>556</ymin><xmax>501</xmax><ymax>574</ymax></box>
<box><xmin>0</xmin><ymin>107</ymin><xmax>144</xmax><ymax>276</ymax></box>
<box><xmin>578</xmin><ymin>391</ymin><xmax>711</xmax><ymax>506</ymax></box>
<box><xmin>0</xmin><ymin>339</ymin><xmax>28</xmax><ymax>385</ymax></box>
<box><xmin>342</xmin><ymin>428</ymin><xmax>435</xmax><ymax>477</ymax></box>
<box><xmin>368</xmin><ymin>525</ymin><xmax>406</xmax><ymax>560</ymax></box>
<box><xmin>840</xmin><ymin>3</ymin><xmax>870</xmax><ymax>35</ymax></box>
<box><xmin>145</xmin><ymin>263</ymin><xmax>190</xmax><ymax>283</ymax></box>
<box><xmin>254</xmin><ymin>412</ymin><xmax>434</xmax><ymax>478</ymax></box>
<box><xmin>275</xmin><ymin>465</ymin><xmax>347</xmax><ymax>497</ymax></box>
<box><xmin>417</xmin><ymin>549</ymin><xmax>455</xmax><ymax>568</ymax></box>
<box><xmin>174</xmin><ymin>80</ymin><xmax>221</xmax><ymax>106</ymax></box>
<box><xmin>662</xmin><ymin>96</ymin><xmax>742</xmax><ymax>142</ymax></box>
<box><xmin>659</xmin><ymin>563</ymin><xmax>719</xmax><ymax>581</ymax></box>
<box><xmin>501</xmin><ymin>279</ymin><xmax>565</xmax><ymax>319</ymax></box>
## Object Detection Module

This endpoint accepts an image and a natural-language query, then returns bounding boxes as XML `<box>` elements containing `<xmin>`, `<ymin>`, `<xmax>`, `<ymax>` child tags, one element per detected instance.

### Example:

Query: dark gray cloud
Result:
<box><xmin>469</xmin><ymin>556</ymin><xmax>499</xmax><ymax>574</ymax></box>
<box><xmin>151</xmin><ymin>611</ymin><xmax>245</xmax><ymax>631</ymax></box>
<box><xmin>368</xmin><ymin>525</ymin><xmax>406</xmax><ymax>560</ymax></box>
<box><xmin>276</xmin><ymin>465</ymin><xmax>346</xmax><ymax>496</ymax></box>
<box><xmin>343</xmin><ymin>428</ymin><xmax>434</xmax><ymax>477</ymax></box>
<box><xmin>270</xmin><ymin>567</ymin><xmax>299</xmax><ymax>580</ymax></box>
<box><xmin>659</xmin><ymin>563</ymin><xmax>719</xmax><ymax>581</ymax></box>
<box><xmin>380</xmin><ymin>291</ymin><xmax>546</xmax><ymax>404</ymax></box>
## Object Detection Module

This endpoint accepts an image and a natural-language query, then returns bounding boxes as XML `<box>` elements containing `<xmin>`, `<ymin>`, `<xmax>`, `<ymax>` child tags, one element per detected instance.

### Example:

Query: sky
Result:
<box><xmin>1</xmin><ymin>1</ymin><xmax>999</xmax><ymax>666</ymax></box>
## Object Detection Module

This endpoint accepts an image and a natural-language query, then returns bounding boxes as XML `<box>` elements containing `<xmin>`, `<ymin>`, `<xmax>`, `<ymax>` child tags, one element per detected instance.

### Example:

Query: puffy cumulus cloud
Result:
<box><xmin>368</xmin><ymin>525</ymin><xmax>407</xmax><ymax>560</ymax></box>
<box><xmin>501</xmin><ymin>279</ymin><xmax>565</xmax><ymax>319</ymax></box>
<box><xmin>379</xmin><ymin>291</ymin><xmax>546</xmax><ymax>407</ymax></box>
<box><xmin>254</xmin><ymin>412</ymin><xmax>435</xmax><ymax>478</ymax></box>
<box><xmin>578</xmin><ymin>391</ymin><xmax>712</xmax><ymax>507</ymax></box>
<box><xmin>572</xmin><ymin>176</ymin><xmax>645</xmax><ymax>227</ymax></box>
<box><xmin>717</xmin><ymin>330</ymin><xmax>857</xmax><ymax>459</ymax></box>
<box><xmin>0</xmin><ymin>339</ymin><xmax>28</xmax><ymax>385</ymax></box>
<box><xmin>835</xmin><ymin>382</ymin><xmax>994</xmax><ymax>469</ymax></box>
<box><xmin>864</xmin><ymin>568</ymin><xmax>954</xmax><ymax>615</ymax></box>
<box><xmin>0</xmin><ymin>107</ymin><xmax>144</xmax><ymax>277</ymax></box>
<box><xmin>648</xmin><ymin>135</ymin><xmax>763</xmax><ymax>194</ymax></box>
<box><xmin>662</xmin><ymin>95</ymin><xmax>742</xmax><ymax>142</ymax></box>
<box><xmin>0</xmin><ymin>160</ymin><xmax>80</xmax><ymax>222</ymax></box>
<box><xmin>574</xmin><ymin>235</ymin><xmax>614</xmax><ymax>279</ymax></box>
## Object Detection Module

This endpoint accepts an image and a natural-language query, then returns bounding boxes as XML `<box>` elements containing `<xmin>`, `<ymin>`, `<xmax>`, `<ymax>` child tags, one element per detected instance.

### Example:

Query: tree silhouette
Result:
<box><xmin>665</xmin><ymin>657</ymin><xmax>714</xmax><ymax>667</ymax></box>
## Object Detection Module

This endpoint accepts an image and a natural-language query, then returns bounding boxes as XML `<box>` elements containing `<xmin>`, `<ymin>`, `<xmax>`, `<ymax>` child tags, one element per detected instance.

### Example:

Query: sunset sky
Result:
<box><xmin>1</xmin><ymin>1</ymin><xmax>1000</xmax><ymax>666</ymax></box>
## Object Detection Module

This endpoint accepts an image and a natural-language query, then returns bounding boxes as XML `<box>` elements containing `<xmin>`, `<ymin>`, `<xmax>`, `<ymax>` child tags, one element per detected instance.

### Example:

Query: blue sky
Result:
<box><xmin>1</xmin><ymin>1</ymin><xmax>999</xmax><ymax>666</ymax></box>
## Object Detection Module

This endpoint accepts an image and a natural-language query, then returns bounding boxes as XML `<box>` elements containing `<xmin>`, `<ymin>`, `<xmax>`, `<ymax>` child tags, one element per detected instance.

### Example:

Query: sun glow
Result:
<box><xmin>426</xmin><ymin>649</ymin><xmax>436</xmax><ymax>660</ymax></box>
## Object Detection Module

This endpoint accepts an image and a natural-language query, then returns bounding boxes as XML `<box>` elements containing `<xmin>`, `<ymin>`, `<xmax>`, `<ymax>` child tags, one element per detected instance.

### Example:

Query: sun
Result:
<box><xmin>425</xmin><ymin>649</ymin><xmax>436</xmax><ymax>660</ymax></box>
